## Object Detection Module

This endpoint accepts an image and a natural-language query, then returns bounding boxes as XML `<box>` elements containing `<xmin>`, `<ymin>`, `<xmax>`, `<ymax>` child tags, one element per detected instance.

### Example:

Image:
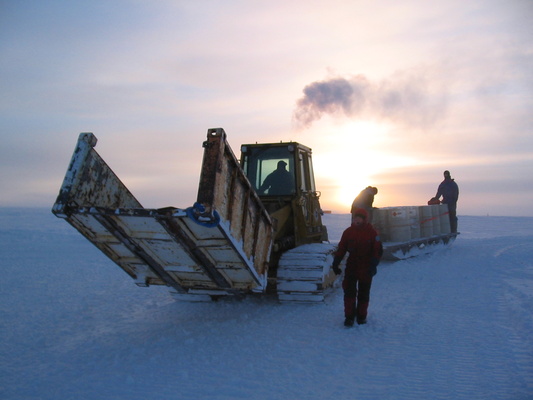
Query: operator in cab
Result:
<box><xmin>259</xmin><ymin>160</ymin><xmax>295</xmax><ymax>196</ymax></box>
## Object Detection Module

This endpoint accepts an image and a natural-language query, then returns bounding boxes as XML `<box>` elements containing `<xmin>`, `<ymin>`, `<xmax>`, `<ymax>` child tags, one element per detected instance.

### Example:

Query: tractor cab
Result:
<box><xmin>240</xmin><ymin>142</ymin><xmax>327</xmax><ymax>251</ymax></box>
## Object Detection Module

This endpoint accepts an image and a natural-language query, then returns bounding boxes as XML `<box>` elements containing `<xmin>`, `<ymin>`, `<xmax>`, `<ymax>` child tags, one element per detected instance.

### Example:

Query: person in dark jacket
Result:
<box><xmin>435</xmin><ymin>170</ymin><xmax>459</xmax><ymax>233</ymax></box>
<box><xmin>351</xmin><ymin>186</ymin><xmax>378</xmax><ymax>223</ymax></box>
<box><xmin>259</xmin><ymin>160</ymin><xmax>295</xmax><ymax>196</ymax></box>
<box><xmin>331</xmin><ymin>207</ymin><xmax>383</xmax><ymax>327</ymax></box>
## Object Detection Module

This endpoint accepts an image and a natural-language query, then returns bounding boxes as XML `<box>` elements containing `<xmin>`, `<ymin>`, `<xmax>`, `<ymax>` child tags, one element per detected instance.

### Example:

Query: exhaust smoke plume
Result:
<box><xmin>293</xmin><ymin>72</ymin><xmax>447</xmax><ymax>129</ymax></box>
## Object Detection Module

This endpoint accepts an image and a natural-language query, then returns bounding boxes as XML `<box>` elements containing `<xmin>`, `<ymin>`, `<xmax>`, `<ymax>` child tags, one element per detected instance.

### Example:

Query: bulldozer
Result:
<box><xmin>52</xmin><ymin>128</ymin><xmax>339</xmax><ymax>302</ymax></box>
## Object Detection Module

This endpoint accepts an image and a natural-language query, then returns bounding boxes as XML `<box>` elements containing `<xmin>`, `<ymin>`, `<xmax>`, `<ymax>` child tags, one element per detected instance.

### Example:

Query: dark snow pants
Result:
<box><xmin>342</xmin><ymin>275</ymin><xmax>372</xmax><ymax>320</ymax></box>
<box><xmin>446</xmin><ymin>202</ymin><xmax>458</xmax><ymax>233</ymax></box>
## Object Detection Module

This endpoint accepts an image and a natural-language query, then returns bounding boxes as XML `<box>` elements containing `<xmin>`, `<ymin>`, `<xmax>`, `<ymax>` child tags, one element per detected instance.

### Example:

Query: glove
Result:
<box><xmin>332</xmin><ymin>264</ymin><xmax>341</xmax><ymax>275</ymax></box>
<box><xmin>369</xmin><ymin>258</ymin><xmax>379</xmax><ymax>277</ymax></box>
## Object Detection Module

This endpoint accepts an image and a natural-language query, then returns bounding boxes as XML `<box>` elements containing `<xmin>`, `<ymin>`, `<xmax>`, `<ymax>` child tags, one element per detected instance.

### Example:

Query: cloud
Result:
<box><xmin>293</xmin><ymin>71</ymin><xmax>448</xmax><ymax>130</ymax></box>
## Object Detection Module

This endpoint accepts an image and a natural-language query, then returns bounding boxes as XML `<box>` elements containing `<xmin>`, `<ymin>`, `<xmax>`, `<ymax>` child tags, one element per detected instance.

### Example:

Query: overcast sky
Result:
<box><xmin>1</xmin><ymin>0</ymin><xmax>532</xmax><ymax>216</ymax></box>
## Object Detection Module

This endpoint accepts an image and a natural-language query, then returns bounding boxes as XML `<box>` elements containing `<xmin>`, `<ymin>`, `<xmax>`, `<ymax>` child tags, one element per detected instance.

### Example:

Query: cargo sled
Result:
<box><xmin>374</xmin><ymin>205</ymin><xmax>459</xmax><ymax>260</ymax></box>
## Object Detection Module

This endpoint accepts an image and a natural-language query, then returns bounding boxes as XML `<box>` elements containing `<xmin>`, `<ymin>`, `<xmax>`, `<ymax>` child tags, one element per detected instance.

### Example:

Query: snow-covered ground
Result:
<box><xmin>1</xmin><ymin>208</ymin><xmax>532</xmax><ymax>400</ymax></box>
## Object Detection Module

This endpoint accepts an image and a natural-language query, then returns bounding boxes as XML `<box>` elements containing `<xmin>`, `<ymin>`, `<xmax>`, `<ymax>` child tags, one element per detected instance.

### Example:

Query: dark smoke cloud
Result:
<box><xmin>293</xmin><ymin>72</ymin><xmax>447</xmax><ymax>129</ymax></box>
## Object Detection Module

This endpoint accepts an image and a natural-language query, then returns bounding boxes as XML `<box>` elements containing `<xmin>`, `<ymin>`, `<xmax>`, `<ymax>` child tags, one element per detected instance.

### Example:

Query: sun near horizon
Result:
<box><xmin>311</xmin><ymin>120</ymin><xmax>420</xmax><ymax>213</ymax></box>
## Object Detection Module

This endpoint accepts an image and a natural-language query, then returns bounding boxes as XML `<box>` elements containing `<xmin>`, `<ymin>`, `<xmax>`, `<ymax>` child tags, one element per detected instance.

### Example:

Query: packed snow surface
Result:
<box><xmin>1</xmin><ymin>209</ymin><xmax>532</xmax><ymax>400</ymax></box>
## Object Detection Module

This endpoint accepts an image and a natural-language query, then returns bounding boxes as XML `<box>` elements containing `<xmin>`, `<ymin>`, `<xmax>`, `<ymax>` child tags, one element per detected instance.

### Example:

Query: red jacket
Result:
<box><xmin>334</xmin><ymin>222</ymin><xmax>382</xmax><ymax>278</ymax></box>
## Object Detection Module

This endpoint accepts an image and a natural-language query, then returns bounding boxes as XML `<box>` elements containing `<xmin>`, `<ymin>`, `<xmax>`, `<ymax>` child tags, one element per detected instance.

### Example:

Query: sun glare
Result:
<box><xmin>313</xmin><ymin>120</ymin><xmax>415</xmax><ymax>212</ymax></box>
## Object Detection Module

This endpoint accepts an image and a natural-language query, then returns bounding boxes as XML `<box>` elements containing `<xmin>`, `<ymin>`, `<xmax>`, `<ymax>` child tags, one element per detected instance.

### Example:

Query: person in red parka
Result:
<box><xmin>331</xmin><ymin>207</ymin><xmax>383</xmax><ymax>327</ymax></box>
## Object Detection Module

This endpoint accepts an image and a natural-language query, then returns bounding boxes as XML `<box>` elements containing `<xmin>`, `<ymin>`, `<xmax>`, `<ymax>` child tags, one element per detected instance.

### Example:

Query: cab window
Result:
<box><xmin>242</xmin><ymin>147</ymin><xmax>295</xmax><ymax>196</ymax></box>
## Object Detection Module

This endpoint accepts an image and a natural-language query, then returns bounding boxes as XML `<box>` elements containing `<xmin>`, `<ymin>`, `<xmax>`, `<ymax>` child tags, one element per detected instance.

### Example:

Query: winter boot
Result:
<box><xmin>344</xmin><ymin>317</ymin><xmax>355</xmax><ymax>327</ymax></box>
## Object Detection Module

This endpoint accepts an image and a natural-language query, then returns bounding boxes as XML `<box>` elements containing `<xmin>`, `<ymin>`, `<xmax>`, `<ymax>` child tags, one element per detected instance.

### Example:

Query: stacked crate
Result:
<box><xmin>373</xmin><ymin>204</ymin><xmax>450</xmax><ymax>243</ymax></box>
